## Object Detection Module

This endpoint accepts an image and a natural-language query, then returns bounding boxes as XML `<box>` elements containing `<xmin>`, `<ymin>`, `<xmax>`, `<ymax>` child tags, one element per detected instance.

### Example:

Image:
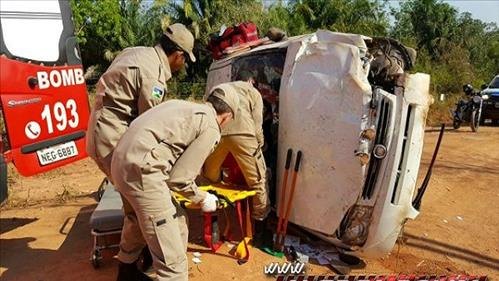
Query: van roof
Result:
<box><xmin>211</xmin><ymin>33</ymin><xmax>312</xmax><ymax>65</ymax></box>
<box><xmin>209</xmin><ymin>30</ymin><xmax>371</xmax><ymax>70</ymax></box>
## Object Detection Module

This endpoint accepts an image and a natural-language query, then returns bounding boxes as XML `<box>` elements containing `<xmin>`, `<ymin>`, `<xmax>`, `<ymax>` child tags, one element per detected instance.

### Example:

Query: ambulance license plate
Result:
<box><xmin>36</xmin><ymin>141</ymin><xmax>78</xmax><ymax>166</ymax></box>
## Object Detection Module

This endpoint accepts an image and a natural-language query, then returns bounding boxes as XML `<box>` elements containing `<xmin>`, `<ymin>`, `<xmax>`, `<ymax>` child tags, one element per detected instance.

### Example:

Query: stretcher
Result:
<box><xmin>89</xmin><ymin>181</ymin><xmax>255</xmax><ymax>268</ymax></box>
<box><xmin>89</xmin><ymin>178</ymin><xmax>123</xmax><ymax>268</ymax></box>
<box><xmin>174</xmin><ymin>185</ymin><xmax>255</xmax><ymax>209</ymax></box>
<box><xmin>174</xmin><ymin>185</ymin><xmax>255</xmax><ymax>262</ymax></box>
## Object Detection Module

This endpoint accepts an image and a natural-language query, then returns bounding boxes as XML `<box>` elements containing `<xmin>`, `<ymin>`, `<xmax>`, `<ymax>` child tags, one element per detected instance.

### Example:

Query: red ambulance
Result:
<box><xmin>0</xmin><ymin>1</ymin><xmax>90</xmax><ymax>203</ymax></box>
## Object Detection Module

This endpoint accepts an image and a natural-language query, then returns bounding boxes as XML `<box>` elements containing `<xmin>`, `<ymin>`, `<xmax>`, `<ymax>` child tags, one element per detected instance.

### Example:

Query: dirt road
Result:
<box><xmin>1</xmin><ymin>127</ymin><xmax>498</xmax><ymax>280</ymax></box>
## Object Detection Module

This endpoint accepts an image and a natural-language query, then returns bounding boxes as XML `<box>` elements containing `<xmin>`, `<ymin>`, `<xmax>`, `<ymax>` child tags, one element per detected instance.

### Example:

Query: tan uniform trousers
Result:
<box><xmin>113</xmin><ymin>149</ymin><xmax>189</xmax><ymax>281</ymax></box>
<box><xmin>204</xmin><ymin>135</ymin><xmax>269</xmax><ymax>220</ymax></box>
<box><xmin>91</xmin><ymin>151</ymin><xmax>142</xmax><ymax>268</ymax></box>
<box><xmin>92</xmin><ymin>151</ymin><xmax>114</xmax><ymax>182</ymax></box>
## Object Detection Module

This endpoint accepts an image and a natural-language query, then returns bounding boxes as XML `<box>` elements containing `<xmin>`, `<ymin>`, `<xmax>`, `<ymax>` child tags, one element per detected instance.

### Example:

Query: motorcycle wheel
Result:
<box><xmin>453</xmin><ymin>119</ymin><xmax>461</xmax><ymax>130</ymax></box>
<box><xmin>470</xmin><ymin>109</ymin><xmax>480</xmax><ymax>132</ymax></box>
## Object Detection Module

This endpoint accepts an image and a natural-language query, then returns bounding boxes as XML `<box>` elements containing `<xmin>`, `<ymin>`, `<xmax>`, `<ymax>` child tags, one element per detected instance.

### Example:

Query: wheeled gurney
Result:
<box><xmin>89</xmin><ymin>179</ymin><xmax>123</xmax><ymax>268</ymax></box>
<box><xmin>89</xmin><ymin>180</ymin><xmax>255</xmax><ymax>268</ymax></box>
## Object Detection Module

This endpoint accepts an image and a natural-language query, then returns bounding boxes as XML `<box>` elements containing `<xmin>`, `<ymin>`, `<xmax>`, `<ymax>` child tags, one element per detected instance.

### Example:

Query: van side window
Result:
<box><xmin>231</xmin><ymin>50</ymin><xmax>286</xmax><ymax>110</ymax></box>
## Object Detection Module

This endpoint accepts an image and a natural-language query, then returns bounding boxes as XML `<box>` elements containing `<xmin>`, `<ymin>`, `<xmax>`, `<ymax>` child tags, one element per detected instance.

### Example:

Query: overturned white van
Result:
<box><xmin>206</xmin><ymin>30</ymin><xmax>432</xmax><ymax>257</ymax></box>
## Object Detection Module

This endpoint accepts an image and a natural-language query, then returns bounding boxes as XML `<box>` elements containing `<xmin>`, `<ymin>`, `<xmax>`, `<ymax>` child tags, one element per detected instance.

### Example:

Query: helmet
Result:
<box><xmin>463</xmin><ymin>84</ymin><xmax>473</xmax><ymax>95</ymax></box>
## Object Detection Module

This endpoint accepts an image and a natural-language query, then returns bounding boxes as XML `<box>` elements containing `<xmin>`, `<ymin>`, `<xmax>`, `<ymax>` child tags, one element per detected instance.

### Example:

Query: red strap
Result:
<box><xmin>236</xmin><ymin>201</ymin><xmax>250</xmax><ymax>261</ymax></box>
<box><xmin>245</xmin><ymin>198</ymin><xmax>252</xmax><ymax>238</ymax></box>
<box><xmin>222</xmin><ymin>208</ymin><xmax>232</xmax><ymax>241</ymax></box>
<box><xmin>203</xmin><ymin>212</ymin><xmax>223</xmax><ymax>252</ymax></box>
<box><xmin>203</xmin><ymin>212</ymin><xmax>212</xmax><ymax>248</ymax></box>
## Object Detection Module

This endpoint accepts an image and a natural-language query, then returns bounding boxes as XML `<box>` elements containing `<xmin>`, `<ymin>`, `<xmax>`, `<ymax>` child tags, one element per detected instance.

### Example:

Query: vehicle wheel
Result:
<box><xmin>453</xmin><ymin>119</ymin><xmax>461</xmax><ymax>130</ymax></box>
<box><xmin>470</xmin><ymin>109</ymin><xmax>480</xmax><ymax>132</ymax></box>
<box><xmin>91</xmin><ymin>250</ymin><xmax>102</xmax><ymax>269</ymax></box>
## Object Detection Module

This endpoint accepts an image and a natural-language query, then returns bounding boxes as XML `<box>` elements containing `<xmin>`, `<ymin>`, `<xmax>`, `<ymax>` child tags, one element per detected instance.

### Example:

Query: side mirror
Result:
<box><xmin>481</xmin><ymin>84</ymin><xmax>488</xmax><ymax>90</ymax></box>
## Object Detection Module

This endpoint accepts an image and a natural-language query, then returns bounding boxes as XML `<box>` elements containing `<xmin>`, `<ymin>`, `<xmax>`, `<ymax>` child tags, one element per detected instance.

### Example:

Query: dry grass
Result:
<box><xmin>3</xmin><ymin>158</ymin><xmax>103</xmax><ymax>209</ymax></box>
<box><xmin>426</xmin><ymin>93</ymin><xmax>462</xmax><ymax>127</ymax></box>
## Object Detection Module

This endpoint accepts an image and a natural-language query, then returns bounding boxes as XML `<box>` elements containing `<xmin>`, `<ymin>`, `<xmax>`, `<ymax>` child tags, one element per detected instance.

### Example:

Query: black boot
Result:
<box><xmin>253</xmin><ymin>219</ymin><xmax>273</xmax><ymax>248</ymax></box>
<box><xmin>116</xmin><ymin>261</ymin><xmax>152</xmax><ymax>281</ymax></box>
<box><xmin>140</xmin><ymin>247</ymin><xmax>153</xmax><ymax>273</ymax></box>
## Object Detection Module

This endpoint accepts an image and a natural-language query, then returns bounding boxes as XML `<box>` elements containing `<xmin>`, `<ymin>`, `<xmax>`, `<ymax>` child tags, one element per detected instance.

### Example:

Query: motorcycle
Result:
<box><xmin>452</xmin><ymin>84</ymin><xmax>489</xmax><ymax>132</ymax></box>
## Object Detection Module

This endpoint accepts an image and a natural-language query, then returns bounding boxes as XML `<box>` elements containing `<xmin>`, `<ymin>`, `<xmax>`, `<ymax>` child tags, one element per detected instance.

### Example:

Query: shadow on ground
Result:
<box><xmin>0</xmin><ymin>204</ymin><xmax>118</xmax><ymax>281</ymax></box>
<box><xmin>402</xmin><ymin>232</ymin><xmax>499</xmax><ymax>270</ymax></box>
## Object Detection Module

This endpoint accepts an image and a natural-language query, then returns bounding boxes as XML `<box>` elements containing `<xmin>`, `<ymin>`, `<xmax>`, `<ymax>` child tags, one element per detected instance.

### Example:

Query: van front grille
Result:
<box><xmin>362</xmin><ymin>98</ymin><xmax>391</xmax><ymax>199</ymax></box>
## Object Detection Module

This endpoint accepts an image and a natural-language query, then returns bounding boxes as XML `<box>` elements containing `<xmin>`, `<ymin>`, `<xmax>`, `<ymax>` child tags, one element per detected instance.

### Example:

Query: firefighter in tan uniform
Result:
<box><xmin>111</xmin><ymin>89</ymin><xmax>239</xmax><ymax>281</ymax></box>
<box><xmin>203</xmin><ymin>81</ymin><xmax>270</xmax><ymax>227</ymax></box>
<box><xmin>85</xmin><ymin>24</ymin><xmax>195</xmax><ymax>280</ymax></box>
<box><xmin>86</xmin><ymin>23</ymin><xmax>196</xmax><ymax>180</ymax></box>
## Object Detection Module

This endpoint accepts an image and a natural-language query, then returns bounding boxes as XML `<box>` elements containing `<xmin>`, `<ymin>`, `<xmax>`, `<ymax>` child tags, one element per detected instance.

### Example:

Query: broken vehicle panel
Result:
<box><xmin>206</xmin><ymin>29</ymin><xmax>432</xmax><ymax>257</ymax></box>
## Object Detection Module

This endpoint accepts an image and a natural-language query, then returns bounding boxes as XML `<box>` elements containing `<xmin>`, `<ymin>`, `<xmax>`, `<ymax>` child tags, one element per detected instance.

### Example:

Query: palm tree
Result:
<box><xmin>169</xmin><ymin>0</ymin><xmax>264</xmax><ymax>80</ymax></box>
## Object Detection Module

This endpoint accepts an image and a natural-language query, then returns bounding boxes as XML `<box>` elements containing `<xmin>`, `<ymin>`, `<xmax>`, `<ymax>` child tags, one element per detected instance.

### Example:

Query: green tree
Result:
<box><xmin>71</xmin><ymin>0</ymin><xmax>169</xmax><ymax>69</ymax></box>
<box><xmin>168</xmin><ymin>0</ymin><xmax>265</xmax><ymax>81</ymax></box>
<box><xmin>485</xmin><ymin>30</ymin><xmax>499</xmax><ymax>75</ymax></box>
<box><xmin>392</xmin><ymin>0</ymin><xmax>498</xmax><ymax>91</ymax></box>
<box><xmin>71</xmin><ymin>0</ymin><xmax>124</xmax><ymax>68</ymax></box>
<box><xmin>288</xmin><ymin>0</ymin><xmax>390</xmax><ymax>36</ymax></box>
<box><xmin>392</xmin><ymin>0</ymin><xmax>459</xmax><ymax>60</ymax></box>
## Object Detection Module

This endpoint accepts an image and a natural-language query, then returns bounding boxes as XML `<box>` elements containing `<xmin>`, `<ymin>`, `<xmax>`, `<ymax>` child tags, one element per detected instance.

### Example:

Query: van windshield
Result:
<box><xmin>489</xmin><ymin>76</ymin><xmax>499</xmax><ymax>89</ymax></box>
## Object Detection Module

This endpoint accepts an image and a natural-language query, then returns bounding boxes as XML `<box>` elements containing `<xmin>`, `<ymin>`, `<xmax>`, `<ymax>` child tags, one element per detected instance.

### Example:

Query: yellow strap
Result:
<box><xmin>174</xmin><ymin>184</ymin><xmax>256</xmax><ymax>209</ymax></box>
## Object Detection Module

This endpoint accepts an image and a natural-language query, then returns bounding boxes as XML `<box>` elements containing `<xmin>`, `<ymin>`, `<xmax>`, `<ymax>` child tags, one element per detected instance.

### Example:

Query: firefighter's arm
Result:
<box><xmin>251</xmin><ymin>88</ymin><xmax>265</xmax><ymax>147</ymax></box>
<box><xmin>137</xmin><ymin>71</ymin><xmax>166</xmax><ymax>114</ymax></box>
<box><xmin>167</xmin><ymin>125</ymin><xmax>220</xmax><ymax>204</ymax></box>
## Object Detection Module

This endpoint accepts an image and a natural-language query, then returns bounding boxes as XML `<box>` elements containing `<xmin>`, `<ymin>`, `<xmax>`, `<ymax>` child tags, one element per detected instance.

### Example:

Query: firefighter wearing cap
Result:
<box><xmin>203</xmin><ymin>81</ymin><xmax>270</xmax><ymax>224</ymax></box>
<box><xmin>87</xmin><ymin>23</ymin><xmax>196</xmax><ymax>180</ymax></box>
<box><xmin>111</xmin><ymin>89</ymin><xmax>239</xmax><ymax>281</ymax></box>
<box><xmin>85</xmin><ymin>23</ymin><xmax>195</xmax><ymax>280</ymax></box>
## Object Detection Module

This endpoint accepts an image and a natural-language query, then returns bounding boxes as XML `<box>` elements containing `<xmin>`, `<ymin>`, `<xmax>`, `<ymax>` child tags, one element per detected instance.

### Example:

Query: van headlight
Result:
<box><xmin>373</xmin><ymin>144</ymin><xmax>387</xmax><ymax>159</ymax></box>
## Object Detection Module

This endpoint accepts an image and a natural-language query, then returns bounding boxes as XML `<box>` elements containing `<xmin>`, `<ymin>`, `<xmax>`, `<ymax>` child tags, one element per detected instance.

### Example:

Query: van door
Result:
<box><xmin>277</xmin><ymin>31</ymin><xmax>372</xmax><ymax>236</ymax></box>
<box><xmin>0</xmin><ymin>0</ymin><xmax>90</xmax><ymax>176</ymax></box>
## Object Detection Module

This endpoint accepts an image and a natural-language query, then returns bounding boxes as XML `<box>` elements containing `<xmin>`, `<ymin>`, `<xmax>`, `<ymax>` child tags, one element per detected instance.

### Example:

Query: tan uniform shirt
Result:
<box><xmin>87</xmin><ymin>44</ymin><xmax>172</xmax><ymax>161</ymax></box>
<box><xmin>112</xmin><ymin>100</ymin><xmax>221</xmax><ymax>203</ymax></box>
<box><xmin>214</xmin><ymin>81</ymin><xmax>264</xmax><ymax>146</ymax></box>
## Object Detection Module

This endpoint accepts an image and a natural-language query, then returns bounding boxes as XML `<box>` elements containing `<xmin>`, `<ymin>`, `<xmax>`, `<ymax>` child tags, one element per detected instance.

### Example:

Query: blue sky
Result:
<box><xmin>388</xmin><ymin>0</ymin><xmax>499</xmax><ymax>25</ymax></box>
<box><xmin>444</xmin><ymin>0</ymin><xmax>499</xmax><ymax>25</ymax></box>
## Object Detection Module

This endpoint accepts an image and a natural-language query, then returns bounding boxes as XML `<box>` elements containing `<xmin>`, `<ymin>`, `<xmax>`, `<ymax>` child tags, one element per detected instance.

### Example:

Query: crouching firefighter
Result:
<box><xmin>202</xmin><ymin>80</ymin><xmax>271</xmax><ymax>246</ymax></box>
<box><xmin>111</xmin><ymin>90</ymin><xmax>239</xmax><ymax>281</ymax></box>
